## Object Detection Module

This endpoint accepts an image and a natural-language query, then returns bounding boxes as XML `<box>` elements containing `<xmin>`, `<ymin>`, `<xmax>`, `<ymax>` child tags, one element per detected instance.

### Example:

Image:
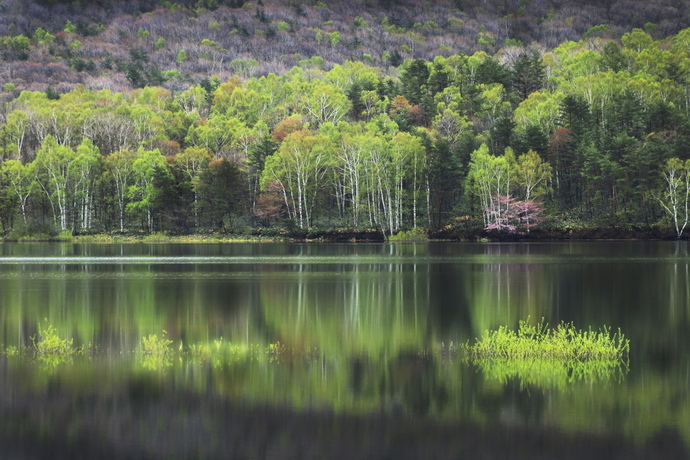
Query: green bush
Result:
<box><xmin>139</xmin><ymin>331</ymin><xmax>174</xmax><ymax>370</ymax></box>
<box><xmin>31</xmin><ymin>320</ymin><xmax>79</xmax><ymax>367</ymax></box>
<box><xmin>388</xmin><ymin>227</ymin><xmax>429</xmax><ymax>241</ymax></box>
<box><xmin>56</xmin><ymin>230</ymin><xmax>73</xmax><ymax>241</ymax></box>
<box><xmin>140</xmin><ymin>331</ymin><xmax>173</xmax><ymax>355</ymax></box>
<box><xmin>462</xmin><ymin>319</ymin><xmax>629</xmax><ymax>389</ymax></box>
<box><xmin>465</xmin><ymin>318</ymin><xmax>629</xmax><ymax>361</ymax></box>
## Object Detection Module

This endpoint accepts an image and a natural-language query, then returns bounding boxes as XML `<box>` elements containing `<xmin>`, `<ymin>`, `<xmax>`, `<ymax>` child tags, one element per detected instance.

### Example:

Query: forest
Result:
<box><xmin>1</xmin><ymin>0</ymin><xmax>690</xmax><ymax>238</ymax></box>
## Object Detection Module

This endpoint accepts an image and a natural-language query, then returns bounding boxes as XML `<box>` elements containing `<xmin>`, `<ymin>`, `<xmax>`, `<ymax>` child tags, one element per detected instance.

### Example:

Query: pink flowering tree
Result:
<box><xmin>485</xmin><ymin>195</ymin><xmax>544</xmax><ymax>234</ymax></box>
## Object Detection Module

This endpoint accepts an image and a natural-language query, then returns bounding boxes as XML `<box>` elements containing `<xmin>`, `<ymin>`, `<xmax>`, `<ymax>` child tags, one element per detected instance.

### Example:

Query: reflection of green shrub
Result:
<box><xmin>141</xmin><ymin>331</ymin><xmax>173</xmax><ymax>355</ymax></box>
<box><xmin>464</xmin><ymin>319</ymin><xmax>629</xmax><ymax>389</ymax></box>
<box><xmin>139</xmin><ymin>331</ymin><xmax>174</xmax><ymax>370</ymax></box>
<box><xmin>31</xmin><ymin>319</ymin><xmax>78</xmax><ymax>367</ymax></box>
<box><xmin>3</xmin><ymin>345</ymin><xmax>20</xmax><ymax>357</ymax></box>
<box><xmin>466</xmin><ymin>319</ymin><xmax>628</xmax><ymax>361</ymax></box>
<box><xmin>188</xmin><ymin>339</ymin><xmax>261</xmax><ymax>367</ymax></box>
<box><xmin>33</xmin><ymin>320</ymin><xmax>75</xmax><ymax>357</ymax></box>
<box><xmin>474</xmin><ymin>356</ymin><xmax>626</xmax><ymax>390</ymax></box>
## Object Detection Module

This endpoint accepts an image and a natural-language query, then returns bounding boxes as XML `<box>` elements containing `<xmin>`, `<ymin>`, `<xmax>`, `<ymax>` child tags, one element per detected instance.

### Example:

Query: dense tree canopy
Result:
<box><xmin>1</xmin><ymin>23</ymin><xmax>690</xmax><ymax>237</ymax></box>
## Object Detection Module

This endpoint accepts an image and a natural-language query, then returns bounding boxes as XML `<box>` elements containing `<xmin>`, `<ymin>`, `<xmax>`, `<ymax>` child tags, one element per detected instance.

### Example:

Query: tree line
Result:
<box><xmin>2</xmin><ymin>26</ymin><xmax>690</xmax><ymax>237</ymax></box>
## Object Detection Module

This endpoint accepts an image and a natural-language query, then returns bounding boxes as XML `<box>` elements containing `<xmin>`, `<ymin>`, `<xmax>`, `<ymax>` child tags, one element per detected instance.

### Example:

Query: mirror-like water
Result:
<box><xmin>1</xmin><ymin>241</ymin><xmax>689</xmax><ymax>459</ymax></box>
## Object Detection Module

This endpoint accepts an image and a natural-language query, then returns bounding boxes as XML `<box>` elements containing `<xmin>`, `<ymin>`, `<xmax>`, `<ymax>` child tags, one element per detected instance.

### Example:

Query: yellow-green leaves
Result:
<box><xmin>465</xmin><ymin>319</ymin><xmax>629</xmax><ymax>390</ymax></box>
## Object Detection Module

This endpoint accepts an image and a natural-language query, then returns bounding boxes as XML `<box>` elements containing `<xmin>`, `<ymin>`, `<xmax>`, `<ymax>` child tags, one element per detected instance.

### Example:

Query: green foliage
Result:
<box><xmin>64</xmin><ymin>21</ymin><xmax>77</xmax><ymax>34</ymax></box>
<box><xmin>3</xmin><ymin>345</ymin><xmax>21</xmax><ymax>357</ymax></box>
<box><xmin>32</xmin><ymin>320</ymin><xmax>78</xmax><ymax>367</ymax></box>
<box><xmin>353</xmin><ymin>16</ymin><xmax>368</xmax><ymax>27</ymax></box>
<box><xmin>388</xmin><ymin>227</ymin><xmax>428</xmax><ymax>241</ymax></box>
<box><xmin>0</xmin><ymin>34</ymin><xmax>30</xmax><ymax>60</ymax></box>
<box><xmin>142</xmin><ymin>232</ymin><xmax>168</xmax><ymax>242</ymax></box>
<box><xmin>56</xmin><ymin>230</ymin><xmax>73</xmax><ymax>241</ymax></box>
<box><xmin>583</xmin><ymin>24</ymin><xmax>611</xmax><ymax>40</ymax></box>
<box><xmin>139</xmin><ymin>331</ymin><xmax>174</xmax><ymax>370</ymax></box>
<box><xmin>1</xmin><ymin>20</ymin><xmax>690</xmax><ymax>236</ymax></box>
<box><xmin>475</xmin><ymin>25</ymin><xmax>496</xmax><ymax>50</ymax></box>
<box><xmin>472</xmin><ymin>354</ymin><xmax>627</xmax><ymax>390</ymax></box>
<box><xmin>33</xmin><ymin>27</ymin><xmax>55</xmax><ymax>45</ymax></box>
<box><xmin>511</xmin><ymin>50</ymin><xmax>546</xmax><ymax>100</ymax></box>
<box><xmin>176</xmin><ymin>49</ymin><xmax>187</xmax><ymax>65</ymax></box>
<box><xmin>465</xmin><ymin>318</ymin><xmax>629</xmax><ymax>361</ymax></box>
<box><xmin>188</xmin><ymin>338</ymin><xmax>260</xmax><ymax>366</ymax></box>
<box><xmin>326</xmin><ymin>31</ymin><xmax>341</xmax><ymax>47</ymax></box>
<box><xmin>464</xmin><ymin>319</ymin><xmax>629</xmax><ymax>389</ymax></box>
<box><xmin>503</xmin><ymin>38</ymin><xmax>523</xmax><ymax>47</ymax></box>
<box><xmin>45</xmin><ymin>85</ymin><xmax>60</xmax><ymax>100</ymax></box>
<box><xmin>255</xmin><ymin>7</ymin><xmax>268</xmax><ymax>23</ymax></box>
<box><xmin>141</xmin><ymin>331</ymin><xmax>173</xmax><ymax>355</ymax></box>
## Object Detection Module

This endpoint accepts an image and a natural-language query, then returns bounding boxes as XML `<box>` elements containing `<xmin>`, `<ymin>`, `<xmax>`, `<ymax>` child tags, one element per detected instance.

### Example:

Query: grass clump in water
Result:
<box><xmin>465</xmin><ymin>318</ymin><xmax>629</xmax><ymax>361</ymax></box>
<box><xmin>463</xmin><ymin>319</ymin><xmax>629</xmax><ymax>389</ymax></box>
<box><xmin>139</xmin><ymin>331</ymin><xmax>174</xmax><ymax>370</ymax></box>
<box><xmin>31</xmin><ymin>319</ymin><xmax>79</xmax><ymax>366</ymax></box>
<box><xmin>140</xmin><ymin>331</ymin><xmax>173</xmax><ymax>355</ymax></box>
<box><xmin>187</xmin><ymin>338</ymin><xmax>264</xmax><ymax>366</ymax></box>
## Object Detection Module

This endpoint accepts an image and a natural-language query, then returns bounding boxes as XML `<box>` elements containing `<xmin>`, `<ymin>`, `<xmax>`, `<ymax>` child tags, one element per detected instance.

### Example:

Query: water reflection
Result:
<box><xmin>0</xmin><ymin>242</ymin><xmax>689</xmax><ymax>457</ymax></box>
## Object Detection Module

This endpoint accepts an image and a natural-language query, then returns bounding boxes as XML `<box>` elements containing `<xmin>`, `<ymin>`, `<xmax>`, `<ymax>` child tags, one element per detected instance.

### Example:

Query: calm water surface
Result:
<box><xmin>1</xmin><ymin>241</ymin><xmax>689</xmax><ymax>458</ymax></box>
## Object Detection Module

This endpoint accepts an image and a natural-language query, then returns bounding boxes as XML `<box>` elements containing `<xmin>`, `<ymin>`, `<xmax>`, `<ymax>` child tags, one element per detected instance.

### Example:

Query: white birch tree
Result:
<box><xmin>658</xmin><ymin>158</ymin><xmax>690</xmax><ymax>239</ymax></box>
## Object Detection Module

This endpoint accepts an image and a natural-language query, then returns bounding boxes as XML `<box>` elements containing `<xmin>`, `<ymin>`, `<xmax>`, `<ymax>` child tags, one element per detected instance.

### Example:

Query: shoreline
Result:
<box><xmin>1</xmin><ymin>227</ymin><xmax>685</xmax><ymax>243</ymax></box>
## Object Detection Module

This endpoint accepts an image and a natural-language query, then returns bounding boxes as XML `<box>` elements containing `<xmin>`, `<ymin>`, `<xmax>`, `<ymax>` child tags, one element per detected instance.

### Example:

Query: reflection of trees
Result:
<box><xmin>670</xmin><ymin>241</ymin><xmax>690</xmax><ymax>321</ymax></box>
<box><xmin>393</xmin><ymin>353</ymin><xmax>449</xmax><ymax>416</ymax></box>
<box><xmin>3</xmin><ymin>242</ymin><xmax>690</xmax><ymax>449</ymax></box>
<box><xmin>473</xmin><ymin>357</ymin><xmax>627</xmax><ymax>391</ymax></box>
<box><xmin>0</xmin><ymin>244</ymin><xmax>262</xmax><ymax>351</ymax></box>
<box><xmin>467</xmin><ymin>243</ymin><xmax>551</xmax><ymax>337</ymax></box>
<box><xmin>258</xmin><ymin>244</ymin><xmax>430</xmax><ymax>356</ymax></box>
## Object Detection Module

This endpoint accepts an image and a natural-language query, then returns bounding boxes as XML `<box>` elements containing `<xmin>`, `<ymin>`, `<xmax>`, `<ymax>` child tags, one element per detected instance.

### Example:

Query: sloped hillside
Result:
<box><xmin>0</xmin><ymin>0</ymin><xmax>686</xmax><ymax>95</ymax></box>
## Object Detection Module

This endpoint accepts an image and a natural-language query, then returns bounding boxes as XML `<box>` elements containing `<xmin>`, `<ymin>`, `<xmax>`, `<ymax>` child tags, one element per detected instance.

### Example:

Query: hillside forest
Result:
<box><xmin>1</xmin><ymin>0</ymin><xmax>690</xmax><ymax>238</ymax></box>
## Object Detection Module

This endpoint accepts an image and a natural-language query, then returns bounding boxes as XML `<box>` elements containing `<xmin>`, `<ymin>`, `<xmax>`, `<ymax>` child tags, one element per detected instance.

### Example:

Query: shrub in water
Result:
<box><xmin>465</xmin><ymin>318</ymin><xmax>629</xmax><ymax>361</ymax></box>
<box><xmin>31</xmin><ymin>319</ymin><xmax>78</xmax><ymax>367</ymax></box>
<box><xmin>463</xmin><ymin>318</ymin><xmax>629</xmax><ymax>389</ymax></box>
<box><xmin>139</xmin><ymin>331</ymin><xmax>174</xmax><ymax>370</ymax></box>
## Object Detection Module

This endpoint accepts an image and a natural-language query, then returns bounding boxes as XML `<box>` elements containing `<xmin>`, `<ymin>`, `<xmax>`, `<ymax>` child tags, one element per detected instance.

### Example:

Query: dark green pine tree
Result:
<box><xmin>196</xmin><ymin>159</ymin><xmax>246</xmax><ymax>229</ymax></box>
<box><xmin>151</xmin><ymin>164</ymin><xmax>184</xmax><ymax>232</ymax></box>
<box><xmin>511</xmin><ymin>51</ymin><xmax>545</xmax><ymax>101</ymax></box>
<box><xmin>400</xmin><ymin>59</ymin><xmax>430</xmax><ymax>106</ymax></box>
<box><xmin>425</xmin><ymin>137</ymin><xmax>463</xmax><ymax>227</ymax></box>
<box><xmin>489</xmin><ymin>115</ymin><xmax>515</xmax><ymax>155</ymax></box>
<box><xmin>600</xmin><ymin>41</ymin><xmax>628</xmax><ymax>72</ymax></box>
<box><xmin>474</xmin><ymin>58</ymin><xmax>511</xmax><ymax>88</ymax></box>
<box><xmin>554</xmin><ymin>95</ymin><xmax>592</xmax><ymax>209</ymax></box>
<box><xmin>516</xmin><ymin>124</ymin><xmax>549</xmax><ymax>158</ymax></box>
<box><xmin>427</xmin><ymin>60</ymin><xmax>451</xmax><ymax>95</ymax></box>
<box><xmin>558</xmin><ymin>95</ymin><xmax>591</xmax><ymax>140</ymax></box>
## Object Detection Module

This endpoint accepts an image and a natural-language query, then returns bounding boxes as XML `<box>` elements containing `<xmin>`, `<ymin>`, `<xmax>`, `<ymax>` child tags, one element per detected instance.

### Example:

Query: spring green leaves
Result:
<box><xmin>6</xmin><ymin>319</ymin><xmax>629</xmax><ymax>388</ymax></box>
<box><xmin>464</xmin><ymin>319</ymin><xmax>629</xmax><ymax>389</ymax></box>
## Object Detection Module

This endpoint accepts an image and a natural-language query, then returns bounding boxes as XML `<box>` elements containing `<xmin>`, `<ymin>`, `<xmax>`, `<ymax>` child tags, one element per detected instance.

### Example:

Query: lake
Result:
<box><xmin>0</xmin><ymin>241</ymin><xmax>688</xmax><ymax>459</ymax></box>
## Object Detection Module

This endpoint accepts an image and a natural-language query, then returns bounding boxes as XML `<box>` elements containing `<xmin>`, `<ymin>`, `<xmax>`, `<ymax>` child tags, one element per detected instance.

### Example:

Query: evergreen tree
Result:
<box><xmin>511</xmin><ymin>51</ymin><xmax>546</xmax><ymax>101</ymax></box>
